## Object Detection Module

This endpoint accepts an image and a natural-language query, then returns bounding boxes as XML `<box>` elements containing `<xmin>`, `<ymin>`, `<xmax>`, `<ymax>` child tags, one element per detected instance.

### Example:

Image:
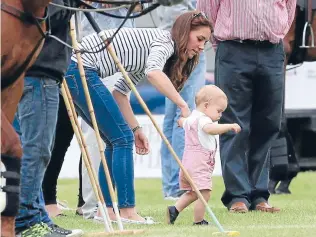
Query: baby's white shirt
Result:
<box><xmin>183</xmin><ymin>110</ymin><xmax>217</xmax><ymax>150</ymax></box>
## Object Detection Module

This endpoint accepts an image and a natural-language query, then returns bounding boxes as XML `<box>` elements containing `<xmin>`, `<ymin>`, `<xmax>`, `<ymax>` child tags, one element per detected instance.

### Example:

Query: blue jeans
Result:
<box><xmin>14</xmin><ymin>77</ymin><xmax>59</xmax><ymax>230</ymax></box>
<box><xmin>65</xmin><ymin>60</ymin><xmax>135</xmax><ymax>208</ymax></box>
<box><xmin>160</xmin><ymin>52</ymin><xmax>206</xmax><ymax>197</ymax></box>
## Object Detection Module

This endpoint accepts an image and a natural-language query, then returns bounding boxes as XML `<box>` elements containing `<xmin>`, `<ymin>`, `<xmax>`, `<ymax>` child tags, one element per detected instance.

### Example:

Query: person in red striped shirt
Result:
<box><xmin>197</xmin><ymin>0</ymin><xmax>297</xmax><ymax>213</ymax></box>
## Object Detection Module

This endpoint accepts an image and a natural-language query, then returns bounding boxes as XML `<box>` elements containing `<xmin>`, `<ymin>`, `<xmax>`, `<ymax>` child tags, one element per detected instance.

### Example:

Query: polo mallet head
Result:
<box><xmin>212</xmin><ymin>231</ymin><xmax>240</xmax><ymax>236</ymax></box>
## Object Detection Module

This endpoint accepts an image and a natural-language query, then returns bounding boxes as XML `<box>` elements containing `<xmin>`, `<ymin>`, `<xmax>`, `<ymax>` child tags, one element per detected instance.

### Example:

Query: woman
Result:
<box><xmin>65</xmin><ymin>11</ymin><xmax>211</xmax><ymax>223</ymax></box>
<box><xmin>42</xmin><ymin>3</ymin><xmax>137</xmax><ymax>219</ymax></box>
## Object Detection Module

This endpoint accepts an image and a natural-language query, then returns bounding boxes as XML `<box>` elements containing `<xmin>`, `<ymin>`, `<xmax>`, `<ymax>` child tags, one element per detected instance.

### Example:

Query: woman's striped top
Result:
<box><xmin>71</xmin><ymin>28</ymin><xmax>175</xmax><ymax>95</ymax></box>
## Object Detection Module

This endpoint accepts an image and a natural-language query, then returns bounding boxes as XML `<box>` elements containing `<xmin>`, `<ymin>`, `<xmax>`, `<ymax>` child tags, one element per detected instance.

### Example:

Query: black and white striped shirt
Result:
<box><xmin>71</xmin><ymin>28</ymin><xmax>175</xmax><ymax>95</ymax></box>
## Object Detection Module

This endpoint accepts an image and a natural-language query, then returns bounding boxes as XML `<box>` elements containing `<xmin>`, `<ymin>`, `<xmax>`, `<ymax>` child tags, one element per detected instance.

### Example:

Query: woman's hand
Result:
<box><xmin>146</xmin><ymin>71</ymin><xmax>191</xmax><ymax>117</ymax></box>
<box><xmin>134</xmin><ymin>129</ymin><xmax>150</xmax><ymax>155</ymax></box>
<box><xmin>179</xmin><ymin>103</ymin><xmax>191</xmax><ymax>118</ymax></box>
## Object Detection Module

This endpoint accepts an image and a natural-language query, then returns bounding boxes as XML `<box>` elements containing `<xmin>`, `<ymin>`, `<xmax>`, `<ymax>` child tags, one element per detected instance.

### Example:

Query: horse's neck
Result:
<box><xmin>21</xmin><ymin>0</ymin><xmax>51</xmax><ymax>17</ymax></box>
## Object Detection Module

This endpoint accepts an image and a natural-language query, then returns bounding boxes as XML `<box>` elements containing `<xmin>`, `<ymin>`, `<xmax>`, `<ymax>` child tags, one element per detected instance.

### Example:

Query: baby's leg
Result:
<box><xmin>175</xmin><ymin>191</ymin><xmax>198</xmax><ymax>212</ymax></box>
<box><xmin>167</xmin><ymin>191</ymin><xmax>198</xmax><ymax>224</ymax></box>
<box><xmin>193</xmin><ymin>189</ymin><xmax>211</xmax><ymax>223</ymax></box>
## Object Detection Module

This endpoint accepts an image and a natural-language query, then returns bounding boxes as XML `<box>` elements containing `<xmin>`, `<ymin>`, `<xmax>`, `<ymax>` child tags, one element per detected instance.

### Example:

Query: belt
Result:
<box><xmin>231</xmin><ymin>39</ymin><xmax>274</xmax><ymax>45</ymax></box>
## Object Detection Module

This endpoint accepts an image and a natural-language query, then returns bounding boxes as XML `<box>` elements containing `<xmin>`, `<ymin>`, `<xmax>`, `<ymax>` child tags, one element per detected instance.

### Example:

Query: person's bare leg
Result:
<box><xmin>96</xmin><ymin>207</ymin><xmax>146</xmax><ymax>222</ymax></box>
<box><xmin>45</xmin><ymin>204</ymin><xmax>62</xmax><ymax>217</ymax></box>
<box><xmin>119</xmin><ymin>207</ymin><xmax>145</xmax><ymax>221</ymax></box>
<box><xmin>96</xmin><ymin>207</ymin><xmax>116</xmax><ymax>221</ymax></box>
<box><xmin>193</xmin><ymin>190</ymin><xmax>211</xmax><ymax>223</ymax></box>
<box><xmin>175</xmin><ymin>191</ymin><xmax>198</xmax><ymax>212</ymax></box>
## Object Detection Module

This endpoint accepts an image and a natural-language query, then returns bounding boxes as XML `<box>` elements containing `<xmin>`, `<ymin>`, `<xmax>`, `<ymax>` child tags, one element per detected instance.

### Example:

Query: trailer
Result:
<box><xmin>285</xmin><ymin>62</ymin><xmax>316</xmax><ymax>170</ymax></box>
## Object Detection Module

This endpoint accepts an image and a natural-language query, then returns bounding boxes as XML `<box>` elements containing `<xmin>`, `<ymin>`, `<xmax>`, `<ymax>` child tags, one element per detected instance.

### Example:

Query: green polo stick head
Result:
<box><xmin>212</xmin><ymin>231</ymin><xmax>240</xmax><ymax>236</ymax></box>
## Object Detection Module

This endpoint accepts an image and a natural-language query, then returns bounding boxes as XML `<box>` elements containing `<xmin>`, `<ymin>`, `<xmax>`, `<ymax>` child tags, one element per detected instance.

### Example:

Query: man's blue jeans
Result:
<box><xmin>65</xmin><ymin>60</ymin><xmax>135</xmax><ymax>208</ymax></box>
<box><xmin>160</xmin><ymin>52</ymin><xmax>206</xmax><ymax>197</ymax></box>
<box><xmin>14</xmin><ymin>77</ymin><xmax>59</xmax><ymax>230</ymax></box>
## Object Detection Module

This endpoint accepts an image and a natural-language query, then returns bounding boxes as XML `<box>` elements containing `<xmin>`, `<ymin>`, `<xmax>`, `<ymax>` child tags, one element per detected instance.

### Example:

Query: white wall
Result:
<box><xmin>59</xmin><ymin>114</ymin><xmax>222</xmax><ymax>179</ymax></box>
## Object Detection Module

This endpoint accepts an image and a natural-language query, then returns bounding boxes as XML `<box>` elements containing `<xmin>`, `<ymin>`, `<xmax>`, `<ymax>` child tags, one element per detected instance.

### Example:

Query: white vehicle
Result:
<box><xmin>285</xmin><ymin>62</ymin><xmax>316</xmax><ymax>170</ymax></box>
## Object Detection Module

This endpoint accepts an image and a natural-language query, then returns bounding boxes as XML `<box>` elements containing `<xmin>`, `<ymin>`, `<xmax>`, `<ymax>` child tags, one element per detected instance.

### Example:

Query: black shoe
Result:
<box><xmin>275</xmin><ymin>188</ymin><xmax>291</xmax><ymax>194</ymax></box>
<box><xmin>166</xmin><ymin>206</ymin><xmax>179</xmax><ymax>225</ymax></box>
<box><xmin>268</xmin><ymin>180</ymin><xmax>278</xmax><ymax>194</ymax></box>
<box><xmin>193</xmin><ymin>220</ymin><xmax>209</xmax><ymax>225</ymax></box>
<box><xmin>275</xmin><ymin>180</ymin><xmax>292</xmax><ymax>194</ymax></box>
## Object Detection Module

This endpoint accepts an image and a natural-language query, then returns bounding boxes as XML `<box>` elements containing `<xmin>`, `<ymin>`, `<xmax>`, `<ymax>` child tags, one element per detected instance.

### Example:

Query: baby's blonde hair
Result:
<box><xmin>195</xmin><ymin>85</ymin><xmax>227</xmax><ymax>107</ymax></box>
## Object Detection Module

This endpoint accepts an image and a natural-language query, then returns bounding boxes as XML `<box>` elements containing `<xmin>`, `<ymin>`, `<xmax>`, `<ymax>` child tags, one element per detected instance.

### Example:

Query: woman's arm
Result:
<box><xmin>112</xmin><ymin>90</ymin><xmax>139</xmax><ymax>129</ymax></box>
<box><xmin>147</xmin><ymin>70</ymin><xmax>190</xmax><ymax>117</ymax></box>
<box><xmin>112</xmin><ymin>90</ymin><xmax>149</xmax><ymax>155</ymax></box>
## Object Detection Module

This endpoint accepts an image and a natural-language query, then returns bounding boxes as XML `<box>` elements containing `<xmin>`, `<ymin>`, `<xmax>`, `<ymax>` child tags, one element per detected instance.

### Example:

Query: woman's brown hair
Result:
<box><xmin>164</xmin><ymin>11</ymin><xmax>212</xmax><ymax>92</ymax></box>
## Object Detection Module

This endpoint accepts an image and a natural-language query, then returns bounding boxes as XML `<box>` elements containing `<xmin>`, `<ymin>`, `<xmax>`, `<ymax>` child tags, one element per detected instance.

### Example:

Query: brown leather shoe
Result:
<box><xmin>255</xmin><ymin>202</ymin><xmax>280</xmax><ymax>213</ymax></box>
<box><xmin>229</xmin><ymin>202</ymin><xmax>248</xmax><ymax>213</ymax></box>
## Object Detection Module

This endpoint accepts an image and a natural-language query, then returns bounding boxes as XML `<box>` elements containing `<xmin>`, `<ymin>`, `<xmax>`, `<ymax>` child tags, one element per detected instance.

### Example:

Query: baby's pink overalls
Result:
<box><xmin>179</xmin><ymin>118</ymin><xmax>216</xmax><ymax>191</ymax></box>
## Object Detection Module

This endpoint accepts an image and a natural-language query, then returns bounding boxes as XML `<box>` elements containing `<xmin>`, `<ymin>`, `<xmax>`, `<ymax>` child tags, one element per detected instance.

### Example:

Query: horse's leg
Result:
<box><xmin>1</xmin><ymin>111</ymin><xmax>22</xmax><ymax>237</ymax></box>
<box><xmin>1</xmin><ymin>112</ymin><xmax>22</xmax><ymax>237</ymax></box>
<box><xmin>1</xmin><ymin>77</ymin><xmax>24</xmax><ymax>237</ymax></box>
<box><xmin>1</xmin><ymin>76</ymin><xmax>24</xmax><ymax>123</ymax></box>
<box><xmin>306</xmin><ymin>10</ymin><xmax>316</xmax><ymax>61</ymax></box>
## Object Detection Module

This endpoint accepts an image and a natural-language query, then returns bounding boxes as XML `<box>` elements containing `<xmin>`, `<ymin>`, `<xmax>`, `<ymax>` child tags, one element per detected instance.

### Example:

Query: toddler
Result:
<box><xmin>166</xmin><ymin>85</ymin><xmax>241</xmax><ymax>225</ymax></box>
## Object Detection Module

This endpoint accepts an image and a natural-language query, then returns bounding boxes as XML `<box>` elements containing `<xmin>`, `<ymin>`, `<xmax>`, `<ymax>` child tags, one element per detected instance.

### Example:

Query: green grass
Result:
<box><xmin>55</xmin><ymin>172</ymin><xmax>316</xmax><ymax>237</ymax></box>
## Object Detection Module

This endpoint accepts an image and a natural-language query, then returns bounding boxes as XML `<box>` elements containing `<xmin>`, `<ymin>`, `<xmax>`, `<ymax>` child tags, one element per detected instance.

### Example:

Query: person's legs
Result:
<box><xmin>80</xmin><ymin>120</ymin><xmax>100</xmax><ymax>219</ymax></box>
<box><xmin>174</xmin><ymin>191</ymin><xmax>198</xmax><ymax>212</ymax></box>
<box><xmin>14</xmin><ymin>77</ymin><xmax>59</xmax><ymax>232</ymax></box>
<box><xmin>43</xmin><ymin>94</ymin><xmax>74</xmax><ymax>217</ymax></box>
<box><xmin>215</xmin><ymin>41</ymin><xmax>254</xmax><ymax>210</ymax></box>
<box><xmin>193</xmin><ymin>190</ymin><xmax>211</xmax><ymax>223</ymax></box>
<box><xmin>168</xmin><ymin>52</ymin><xmax>206</xmax><ymax>198</ymax></box>
<box><xmin>249</xmin><ymin>42</ymin><xmax>284</xmax><ymax>209</ymax></box>
<box><xmin>65</xmin><ymin>61</ymin><xmax>142</xmax><ymax>221</ymax></box>
<box><xmin>160</xmin><ymin>99</ymin><xmax>177</xmax><ymax>198</ymax></box>
<box><xmin>166</xmin><ymin>190</ymin><xmax>199</xmax><ymax>225</ymax></box>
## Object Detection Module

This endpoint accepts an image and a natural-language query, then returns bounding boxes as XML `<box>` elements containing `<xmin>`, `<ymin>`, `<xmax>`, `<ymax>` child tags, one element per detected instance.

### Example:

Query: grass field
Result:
<box><xmin>54</xmin><ymin>172</ymin><xmax>316</xmax><ymax>237</ymax></box>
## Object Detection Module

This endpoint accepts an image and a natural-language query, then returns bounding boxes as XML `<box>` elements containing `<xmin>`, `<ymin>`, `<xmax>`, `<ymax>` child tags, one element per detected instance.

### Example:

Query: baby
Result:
<box><xmin>166</xmin><ymin>85</ymin><xmax>241</xmax><ymax>225</ymax></box>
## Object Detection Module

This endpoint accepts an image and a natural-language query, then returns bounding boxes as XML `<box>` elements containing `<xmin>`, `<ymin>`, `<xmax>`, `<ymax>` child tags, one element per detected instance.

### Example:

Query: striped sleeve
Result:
<box><xmin>113</xmin><ymin>72</ymin><xmax>145</xmax><ymax>95</ymax></box>
<box><xmin>144</xmin><ymin>33</ymin><xmax>174</xmax><ymax>76</ymax></box>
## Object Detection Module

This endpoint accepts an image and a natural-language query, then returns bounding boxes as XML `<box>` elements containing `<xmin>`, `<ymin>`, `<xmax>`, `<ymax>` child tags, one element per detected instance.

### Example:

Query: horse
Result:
<box><xmin>269</xmin><ymin>0</ymin><xmax>316</xmax><ymax>195</ymax></box>
<box><xmin>1</xmin><ymin>0</ymin><xmax>51</xmax><ymax>236</ymax></box>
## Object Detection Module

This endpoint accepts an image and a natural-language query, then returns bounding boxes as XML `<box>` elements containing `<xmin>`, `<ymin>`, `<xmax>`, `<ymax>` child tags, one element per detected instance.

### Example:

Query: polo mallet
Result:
<box><xmin>62</xmin><ymin>81</ymin><xmax>145</xmax><ymax>236</ymax></box>
<box><xmin>83</xmin><ymin>13</ymin><xmax>240</xmax><ymax>236</ymax></box>
<box><xmin>61</xmin><ymin>81</ymin><xmax>113</xmax><ymax>233</ymax></box>
<box><xmin>69</xmin><ymin>19</ymin><xmax>124</xmax><ymax>231</ymax></box>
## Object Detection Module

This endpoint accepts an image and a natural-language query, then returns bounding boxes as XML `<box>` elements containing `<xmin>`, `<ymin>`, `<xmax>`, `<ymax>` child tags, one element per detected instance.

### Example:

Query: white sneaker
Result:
<box><xmin>94</xmin><ymin>215</ymin><xmax>157</xmax><ymax>225</ymax></box>
<box><xmin>164</xmin><ymin>196</ymin><xmax>180</xmax><ymax>201</ymax></box>
<box><xmin>57</xmin><ymin>200</ymin><xmax>72</xmax><ymax>211</ymax></box>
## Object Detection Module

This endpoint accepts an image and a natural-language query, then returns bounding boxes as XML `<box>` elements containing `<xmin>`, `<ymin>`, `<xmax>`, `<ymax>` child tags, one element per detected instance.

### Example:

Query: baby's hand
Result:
<box><xmin>177</xmin><ymin>117</ymin><xmax>185</xmax><ymax>127</ymax></box>
<box><xmin>231</xmin><ymin>123</ymin><xmax>241</xmax><ymax>133</ymax></box>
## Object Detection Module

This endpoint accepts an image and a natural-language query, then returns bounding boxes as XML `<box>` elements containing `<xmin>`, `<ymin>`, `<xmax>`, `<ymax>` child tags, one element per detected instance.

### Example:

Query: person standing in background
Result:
<box><xmin>197</xmin><ymin>0</ymin><xmax>297</xmax><ymax>213</ymax></box>
<box><xmin>157</xmin><ymin>0</ymin><xmax>207</xmax><ymax>200</ymax></box>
